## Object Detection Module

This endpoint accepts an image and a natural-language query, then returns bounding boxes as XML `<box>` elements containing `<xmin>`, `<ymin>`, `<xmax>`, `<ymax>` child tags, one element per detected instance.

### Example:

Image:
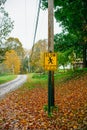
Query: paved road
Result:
<box><xmin>0</xmin><ymin>75</ymin><xmax>27</xmax><ymax>98</ymax></box>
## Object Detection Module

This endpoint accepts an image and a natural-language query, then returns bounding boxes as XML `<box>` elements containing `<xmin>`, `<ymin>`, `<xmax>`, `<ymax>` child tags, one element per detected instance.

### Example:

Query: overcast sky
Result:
<box><xmin>5</xmin><ymin>0</ymin><xmax>62</xmax><ymax>49</ymax></box>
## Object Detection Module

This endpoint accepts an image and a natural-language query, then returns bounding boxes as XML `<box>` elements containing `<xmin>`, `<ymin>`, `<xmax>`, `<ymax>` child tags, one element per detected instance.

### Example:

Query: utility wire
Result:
<box><xmin>24</xmin><ymin>0</ymin><xmax>27</xmax><ymax>44</ymax></box>
<box><xmin>31</xmin><ymin>0</ymin><xmax>41</xmax><ymax>55</ymax></box>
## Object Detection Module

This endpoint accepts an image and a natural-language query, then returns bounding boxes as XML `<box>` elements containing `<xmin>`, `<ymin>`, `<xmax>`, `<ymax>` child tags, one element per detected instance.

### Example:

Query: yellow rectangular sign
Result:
<box><xmin>44</xmin><ymin>52</ymin><xmax>57</xmax><ymax>70</ymax></box>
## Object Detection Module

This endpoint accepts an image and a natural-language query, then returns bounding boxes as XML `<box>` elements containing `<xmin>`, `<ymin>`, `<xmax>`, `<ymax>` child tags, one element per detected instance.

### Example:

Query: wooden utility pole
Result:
<box><xmin>48</xmin><ymin>0</ymin><xmax>54</xmax><ymax>114</ymax></box>
<box><xmin>48</xmin><ymin>0</ymin><xmax>54</xmax><ymax>52</ymax></box>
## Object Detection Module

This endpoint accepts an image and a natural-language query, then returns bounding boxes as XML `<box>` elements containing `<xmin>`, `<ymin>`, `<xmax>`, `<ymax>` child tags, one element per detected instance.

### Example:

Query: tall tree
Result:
<box><xmin>54</xmin><ymin>33</ymin><xmax>83</xmax><ymax>60</ymax></box>
<box><xmin>41</xmin><ymin>0</ymin><xmax>87</xmax><ymax>67</ymax></box>
<box><xmin>54</xmin><ymin>0</ymin><xmax>87</xmax><ymax>67</ymax></box>
<box><xmin>30</xmin><ymin>39</ymin><xmax>47</xmax><ymax>72</ymax></box>
<box><xmin>0</xmin><ymin>1</ymin><xmax>14</xmax><ymax>63</ymax></box>
<box><xmin>0</xmin><ymin>7</ymin><xmax>14</xmax><ymax>43</ymax></box>
<box><xmin>0</xmin><ymin>0</ymin><xmax>7</xmax><ymax>6</ymax></box>
<box><xmin>5</xmin><ymin>37</ymin><xmax>26</xmax><ymax>73</ymax></box>
<box><xmin>4</xmin><ymin>50</ymin><xmax>21</xmax><ymax>74</ymax></box>
<box><xmin>5</xmin><ymin>37</ymin><xmax>24</xmax><ymax>56</ymax></box>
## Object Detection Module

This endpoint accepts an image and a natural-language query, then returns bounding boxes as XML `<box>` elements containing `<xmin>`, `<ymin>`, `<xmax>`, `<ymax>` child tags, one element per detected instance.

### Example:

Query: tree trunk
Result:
<box><xmin>83</xmin><ymin>44</ymin><xmax>87</xmax><ymax>68</ymax></box>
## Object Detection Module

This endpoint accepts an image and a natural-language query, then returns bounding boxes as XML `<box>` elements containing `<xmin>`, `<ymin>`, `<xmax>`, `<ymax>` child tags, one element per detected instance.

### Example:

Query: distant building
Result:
<box><xmin>72</xmin><ymin>59</ymin><xmax>83</xmax><ymax>69</ymax></box>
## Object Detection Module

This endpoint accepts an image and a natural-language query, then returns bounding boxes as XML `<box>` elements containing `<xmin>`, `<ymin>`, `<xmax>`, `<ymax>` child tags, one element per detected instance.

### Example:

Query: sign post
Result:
<box><xmin>44</xmin><ymin>52</ymin><xmax>57</xmax><ymax>114</ymax></box>
<box><xmin>47</xmin><ymin>0</ymin><xmax>54</xmax><ymax>115</ymax></box>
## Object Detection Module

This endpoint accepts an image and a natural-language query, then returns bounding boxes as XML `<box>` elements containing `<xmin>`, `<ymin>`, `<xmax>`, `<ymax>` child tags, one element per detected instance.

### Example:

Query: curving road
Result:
<box><xmin>0</xmin><ymin>75</ymin><xmax>27</xmax><ymax>98</ymax></box>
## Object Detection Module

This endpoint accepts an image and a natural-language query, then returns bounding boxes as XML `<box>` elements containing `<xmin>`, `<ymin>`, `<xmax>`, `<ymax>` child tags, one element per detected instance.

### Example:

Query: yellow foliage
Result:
<box><xmin>4</xmin><ymin>50</ymin><xmax>21</xmax><ymax>74</ymax></box>
<box><xmin>40</xmin><ymin>52</ymin><xmax>44</xmax><ymax>68</ymax></box>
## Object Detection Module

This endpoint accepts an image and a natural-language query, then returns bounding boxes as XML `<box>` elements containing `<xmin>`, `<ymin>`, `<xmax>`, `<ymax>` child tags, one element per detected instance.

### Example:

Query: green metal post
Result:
<box><xmin>48</xmin><ymin>71</ymin><xmax>52</xmax><ymax>114</ymax></box>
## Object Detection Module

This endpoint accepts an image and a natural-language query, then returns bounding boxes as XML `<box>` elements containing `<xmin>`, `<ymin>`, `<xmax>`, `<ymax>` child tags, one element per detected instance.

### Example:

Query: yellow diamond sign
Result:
<box><xmin>44</xmin><ymin>52</ymin><xmax>57</xmax><ymax>70</ymax></box>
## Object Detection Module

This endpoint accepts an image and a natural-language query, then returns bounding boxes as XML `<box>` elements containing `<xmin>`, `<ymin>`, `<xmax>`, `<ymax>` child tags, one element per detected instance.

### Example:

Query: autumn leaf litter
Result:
<box><xmin>0</xmin><ymin>74</ymin><xmax>87</xmax><ymax>130</ymax></box>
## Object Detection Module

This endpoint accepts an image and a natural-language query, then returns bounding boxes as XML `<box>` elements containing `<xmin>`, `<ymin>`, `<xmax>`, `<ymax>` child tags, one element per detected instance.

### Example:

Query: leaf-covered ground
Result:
<box><xmin>0</xmin><ymin>74</ymin><xmax>87</xmax><ymax>130</ymax></box>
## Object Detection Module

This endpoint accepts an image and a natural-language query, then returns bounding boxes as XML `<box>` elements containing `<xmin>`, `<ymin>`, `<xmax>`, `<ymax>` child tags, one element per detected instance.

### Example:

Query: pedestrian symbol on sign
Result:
<box><xmin>48</xmin><ymin>56</ymin><xmax>53</xmax><ymax>64</ymax></box>
<box><xmin>44</xmin><ymin>52</ymin><xmax>57</xmax><ymax>70</ymax></box>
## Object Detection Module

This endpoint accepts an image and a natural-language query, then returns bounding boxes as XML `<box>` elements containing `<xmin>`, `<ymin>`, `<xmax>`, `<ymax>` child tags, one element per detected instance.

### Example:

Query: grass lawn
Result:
<box><xmin>0</xmin><ymin>74</ymin><xmax>17</xmax><ymax>84</ymax></box>
<box><xmin>29</xmin><ymin>69</ymin><xmax>87</xmax><ymax>87</ymax></box>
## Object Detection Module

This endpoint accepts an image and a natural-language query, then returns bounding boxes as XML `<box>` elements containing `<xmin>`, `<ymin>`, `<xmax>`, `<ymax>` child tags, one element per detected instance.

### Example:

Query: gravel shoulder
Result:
<box><xmin>0</xmin><ymin>75</ymin><xmax>27</xmax><ymax>99</ymax></box>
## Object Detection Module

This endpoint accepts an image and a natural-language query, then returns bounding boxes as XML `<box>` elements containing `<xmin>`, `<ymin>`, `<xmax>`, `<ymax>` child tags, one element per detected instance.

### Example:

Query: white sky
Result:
<box><xmin>4</xmin><ymin>0</ymin><xmax>62</xmax><ymax>49</ymax></box>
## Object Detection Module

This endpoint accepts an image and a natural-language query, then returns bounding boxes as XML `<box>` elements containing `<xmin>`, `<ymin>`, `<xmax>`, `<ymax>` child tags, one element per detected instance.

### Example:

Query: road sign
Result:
<box><xmin>44</xmin><ymin>52</ymin><xmax>57</xmax><ymax>70</ymax></box>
